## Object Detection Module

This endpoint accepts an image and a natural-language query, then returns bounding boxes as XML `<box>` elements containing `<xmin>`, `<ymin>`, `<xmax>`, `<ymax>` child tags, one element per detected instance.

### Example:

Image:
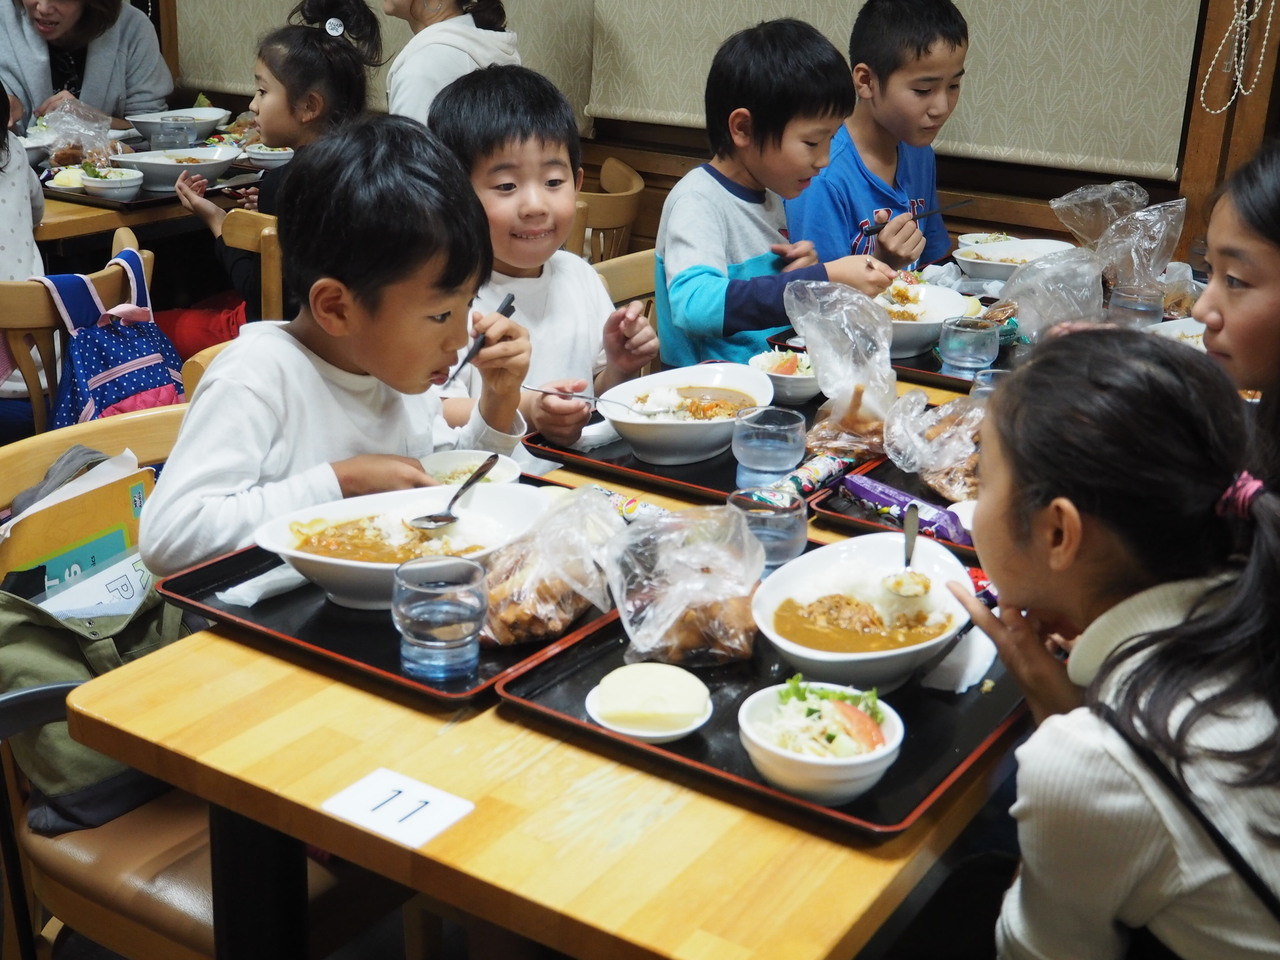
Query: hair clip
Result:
<box><xmin>324</xmin><ymin>17</ymin><xmax>345</xmax><ymax>36</ymax></box>
<box><xmin>1216</xmin><ymin>470</ymin><xmax>1265</xmax><ymax>519</ymax></box>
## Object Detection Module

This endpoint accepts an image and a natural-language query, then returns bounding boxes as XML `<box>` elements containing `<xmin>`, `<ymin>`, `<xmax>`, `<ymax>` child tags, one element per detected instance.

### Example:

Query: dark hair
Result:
<box><xmin>278</xmin><ymin>114</ymin><xmax>492</xmax><ymax>310</ymax></box>
<box><xmin>429</xmin><ymin>65</ymin><xmax>580</xmax><ymax>175</ymax></box>
<box><xmin>988</xmin><ymin>329</ymin><xmax>1280</xmax><ymax>814</ymax></box>
<box><xmin>257</xmin><ymin>0</ymin><xmax>384</xmax><ymax>130</ymax></box>
<box><xmin>464</xmin><ymin>0</ymin><xmax>508</xmax><ymax>30</ymax></box>
<box><xmin>705</xmin><ymin>19</ymin><xmax>854</xmax><ymax>159</ymax></box>
<box><xmin>848</xmin><ymin>0</ymin><xmax>968</xmax><ymax>82</ymax></box>
<box><xmin>1209</xmin><ymin>141</ymin><xmax>1280</xmax><ymax>487</ymax></box>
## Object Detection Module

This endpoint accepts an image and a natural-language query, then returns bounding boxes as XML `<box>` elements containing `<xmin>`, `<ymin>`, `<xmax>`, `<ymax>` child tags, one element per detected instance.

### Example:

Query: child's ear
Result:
<box><xmin>295</xmin><ymin>89</ymin><xmax>325</xmax><ymax>125</ymax></box>
<box><xmin>727</xmin><ymin>108</ymin><xmax>754</xmax><ymax>150</ymax></box>
<box><xmin>851</xmin><ymin>64</ymin><xmax>877</xmax><ymax>100</ymax></box>
<box><xmin>574</xmin><ymin>167</ymin><xmax>584</xmax><ymax>191</ymax></box>
<box><xmin>1043</xmin><ymin>496</ymin><xmax>1084</xmax><ymax>573</ymax></box>
<box><xmin>308</xmin><ymin>277</ymin><xmax>356</xmax><ymax>337</ymax></box>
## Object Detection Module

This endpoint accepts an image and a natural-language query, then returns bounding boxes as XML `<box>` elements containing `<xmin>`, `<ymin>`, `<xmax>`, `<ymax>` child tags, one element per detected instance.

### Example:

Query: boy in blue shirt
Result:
<box><xmin>785</xmin><ymin>0</ymin><xmax>969</xmax><ymax>271</ymax></box>
<box><xmin>655</xmin><ymin>18</ymin><xmax>897</xmax><ymax>367</ymax></box>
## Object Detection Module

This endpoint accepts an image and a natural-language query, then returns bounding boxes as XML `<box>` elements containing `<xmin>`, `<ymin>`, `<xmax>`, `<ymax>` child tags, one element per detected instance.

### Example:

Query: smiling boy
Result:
<box><xmin>655</xmin><ymin>18</ymin><xmax>895</xmax><ymax>367</ymax></box>
<box><xmin>785</xmin><ymin>0</ymin><xmax>969</xmax><ymax>271</ymax></box>
<box><xmin>429</xmin><ymin>65</ymin><xmax>658</xmax><ymax>446</ymax></box>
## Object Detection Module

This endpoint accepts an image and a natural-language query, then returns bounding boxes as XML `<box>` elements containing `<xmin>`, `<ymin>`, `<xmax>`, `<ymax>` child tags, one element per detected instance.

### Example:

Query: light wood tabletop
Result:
<box><xmin>36</xmin><ymin>194</ymin><xmax>237</xmax><ymax>243</ymax></box>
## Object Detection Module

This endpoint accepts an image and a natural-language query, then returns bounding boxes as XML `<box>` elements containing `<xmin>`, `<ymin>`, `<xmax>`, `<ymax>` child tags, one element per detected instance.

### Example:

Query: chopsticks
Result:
<box><xmin>442</xmin><ymin>292</ymin><xmax>515</xmax><ymax>387</ymax></box>
<box><xmin>860</xmin><ymin>199</ymin><xmax>973</xmax><ymax>237</ymax></box>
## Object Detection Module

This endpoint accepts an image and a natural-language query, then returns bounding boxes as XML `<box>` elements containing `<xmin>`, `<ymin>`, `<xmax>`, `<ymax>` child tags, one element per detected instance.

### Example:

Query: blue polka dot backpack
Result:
<box><xmin>38</xmin><ymin>247</ymin><xmax>184</xmax><ymax>429</ymax></box>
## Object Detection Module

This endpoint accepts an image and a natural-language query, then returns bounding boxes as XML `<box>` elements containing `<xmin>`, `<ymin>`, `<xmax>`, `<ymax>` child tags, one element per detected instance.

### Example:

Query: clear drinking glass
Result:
<box><xmin>392</xmin><ymin>557</ymin><xmax>486</xmax><ymax>681</ymax></box>
<box><xmin>937</xmin><ymin>316</ymin><xmax>1000</xmax><ymax>369</ymax></box>
<box><xmin>731</xmin><ymin>405</ymin><xmax>807</xmax><ymax>487</ymax></box>
<box><xmin>1106</xmin><ymin>284</ymin><xmax>1164</xmax><ymax>329</ymax></box>
<box><xmin>727</xmin><ymin>487</ymin><xmax>808</xmax><ymax>576</ymax></box>
<box><xmin>969</xmin><ymin>368</ymin><xmax>1012</xmax><ymax>401</ymax></box>
<box><xmin>151</xmin><ymin>117</ymin><xmax>195</xmax><ymax>151</ymax></box>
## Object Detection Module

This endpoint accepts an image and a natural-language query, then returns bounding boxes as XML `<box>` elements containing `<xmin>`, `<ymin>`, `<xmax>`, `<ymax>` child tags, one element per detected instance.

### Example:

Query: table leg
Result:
<box><xmin>209</xmin><ymin>804</ymin><xmax>308</xmax><ymax>960</ymax></box>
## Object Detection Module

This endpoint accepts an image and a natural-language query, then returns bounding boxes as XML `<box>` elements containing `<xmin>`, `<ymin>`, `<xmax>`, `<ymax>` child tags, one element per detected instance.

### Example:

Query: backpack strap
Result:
<box><xmin>106</xmin><ymin>248</ymin><xmax>151</xmax><ymax>313</ymax></box>
<box><xmin>33</xmin><ymin>274</ymin><xmax>107</xmax><ymax>336</ymax></box>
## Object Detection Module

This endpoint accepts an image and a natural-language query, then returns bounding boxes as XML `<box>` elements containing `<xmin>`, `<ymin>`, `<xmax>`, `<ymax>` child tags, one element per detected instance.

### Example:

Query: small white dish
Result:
<box><xmin>1151</xmin><ymin>316</ymin><xmax>1207</xmax><ymax>352</ymax></box>
<box><xmin>957</xmin><ymin>232</ymin><xmax>1015</xmax><ymax>247</ymax></box>
<box><xmin>244</xmin><ymin>143</ymin><xmax>294</xmax><ymax>170</ymax></box>
<box><xmin>584</xmin><ymin>685</ymin><xmax>713</xmax><ymax>744</ymax></box>
<box><xmin>419</xmin><ymin>450</ymin><xmax>520</xmax><ymax>484</ymax></box>
<box><xmin>81</xmin><ymin>167</ymin><xmax>144</xmax><ymax>202</ymax></box>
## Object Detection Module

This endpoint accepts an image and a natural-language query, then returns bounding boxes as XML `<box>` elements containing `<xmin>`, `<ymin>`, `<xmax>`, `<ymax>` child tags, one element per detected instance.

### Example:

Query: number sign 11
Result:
<box><xmin>321</xmin><ymin>767</ymin><xmax>474</xmax><ymax>848</ymax></box>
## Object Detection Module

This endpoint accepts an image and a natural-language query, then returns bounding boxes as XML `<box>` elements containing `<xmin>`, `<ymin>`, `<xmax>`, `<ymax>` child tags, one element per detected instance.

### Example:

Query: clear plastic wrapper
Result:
<box><xmin>983</xmin><ymin>247</ymin><xmax>1106</xmax><ymax>341</ymax></box>
<box><xmin>603</xmin><ymin>506</ymin><xmax>763</xmax><ymax>666</ymax></box>
<box><xmin>42</xmin><ymin>100</ymin><xmax>113</xmax><ymax>167</ymax></box>
<box><xmin>840</xmin><ymin>474</ymin><xmax>973</xmax><ymax>547</ymax></box>
<box><xmin>783</xmin><ymin>281</ymin><xmax>897</xmax><ymax>461</ymax></box>
<box><xmin>884</xmin><ymin>393</ymin><xmax>983</xmax><ymax>502</ymax></box>
<box><xmin>1162</xmin><ymin>262</ymin><xmax>1201</xmax><ymax>318</ymax></box>
<box><xmin>1049</xmin><ymin>180</ymin><xmax>1149</xmax><ymax>248</ymax></box>
<box><xmin>769</xmin><ymin>454</ymin><xmax>857</xmax><ymax>496</ymax></box>
<box><xmin>481</xmin><ymin>487</ymin><xmax>624</xmax><ymax>647</ymax></box>
<box><xmin>1095</xmin><ymin>199</ymin><xmax>1186</xmax><ymax>296</ymax></box>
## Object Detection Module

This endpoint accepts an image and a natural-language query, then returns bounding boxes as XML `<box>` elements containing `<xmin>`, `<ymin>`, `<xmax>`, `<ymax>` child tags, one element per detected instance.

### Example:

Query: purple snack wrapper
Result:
<box><xmin>840</xmin><ymin>473</ymin><xmax>973</xmax><ymax>546</ymax></box>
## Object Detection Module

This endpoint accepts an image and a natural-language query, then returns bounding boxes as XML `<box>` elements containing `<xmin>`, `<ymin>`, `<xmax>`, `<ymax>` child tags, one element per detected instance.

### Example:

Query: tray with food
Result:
<box><xmin>43</xmin><ymin>164</ymin><xmax>262</xmax><ymax>210</ymax></box>
<box><xmin>156</xmin><ymin>476</ymin><xmax>617</xmax><ymax>703</ymax></box>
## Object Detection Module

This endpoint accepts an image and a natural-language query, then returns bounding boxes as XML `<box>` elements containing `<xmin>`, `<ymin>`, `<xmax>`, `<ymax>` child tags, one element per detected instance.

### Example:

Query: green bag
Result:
<box><xmin>0</xmin><ymin>582</ymin><xmax>189</xmax><ymax>833</ymax></box>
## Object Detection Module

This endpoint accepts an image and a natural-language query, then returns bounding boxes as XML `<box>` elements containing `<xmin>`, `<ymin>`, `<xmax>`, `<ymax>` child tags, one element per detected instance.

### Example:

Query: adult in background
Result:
<box><xmin>1</xmin><ymin>0</ymin><xmax>172</xmax><ymax>132</ymax></box>
<box><xmin>383</xmin><ymin>0</ymin><xmax>518</xmax><ymax>126</ymax></box>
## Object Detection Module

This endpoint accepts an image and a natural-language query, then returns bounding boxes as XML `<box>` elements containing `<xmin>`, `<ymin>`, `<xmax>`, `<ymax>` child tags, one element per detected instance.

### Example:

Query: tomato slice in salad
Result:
<box><xmin>832</xmin><ymin>700</ymin><xmax>886</xmax><ymax>751</ymax></box>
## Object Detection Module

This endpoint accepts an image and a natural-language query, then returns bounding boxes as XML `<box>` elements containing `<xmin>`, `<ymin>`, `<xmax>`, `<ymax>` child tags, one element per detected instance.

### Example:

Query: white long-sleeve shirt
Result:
<box><xmin>140</xmin><ymin>323</ymin><xmax>524</xmax><ymax>576</ymax></box>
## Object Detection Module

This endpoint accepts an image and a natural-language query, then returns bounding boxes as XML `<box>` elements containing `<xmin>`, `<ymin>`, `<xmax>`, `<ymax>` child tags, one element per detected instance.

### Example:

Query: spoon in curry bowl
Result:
<box><xmin>407</xmin><ymin>453</ymin><xmax>500</xmax><ymax>530</ymax></box>
<box><xmin>882</xmin><ymin>503</ymin><xmax>931</xmax><ymax>597</ymax></box>
<box><xmin>521</xmin><ymin>385</ymin><xmax>671</xmax><ymax>417</ymax></box>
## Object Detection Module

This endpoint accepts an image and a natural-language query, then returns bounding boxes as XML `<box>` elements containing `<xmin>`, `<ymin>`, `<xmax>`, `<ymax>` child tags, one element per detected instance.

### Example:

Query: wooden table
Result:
<box><xmin>66</xmin><ymin>440</ymin><xmax>1014</xmax><ymax>960</ymax></box>
<box><xmin>36</xmin><ymin>193</ymin><xmax>237</xmax><ymax>243</ymax></box>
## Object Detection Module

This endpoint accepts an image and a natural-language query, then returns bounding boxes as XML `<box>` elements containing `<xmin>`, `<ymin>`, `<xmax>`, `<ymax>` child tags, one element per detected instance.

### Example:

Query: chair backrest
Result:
<box><xmin>593</xmin><ymin>248</ymin><xmax>658</xmax><ymax>375</ymax></box>
<box><xmin>221</xmin><ymin>209</ymin><xmax>283</xmax><ymax>320</ymax></box>
<box><xmin>181</xmin><ymin>340</ymin><xmax>233</xmax><ymax>398</ymax></box>
<box><xmin>0</xmin><ymin>228</ymin><xmax>154</xmax><ymax>434</ymax></box>
<box><xmin>578</xmin><ymin>158</ymin><xmax>645</xmax><ymax>263</ymax></box>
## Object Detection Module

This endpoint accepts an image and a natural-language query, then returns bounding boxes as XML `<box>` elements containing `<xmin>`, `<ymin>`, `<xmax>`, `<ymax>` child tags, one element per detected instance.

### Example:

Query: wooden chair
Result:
<box><xmin>220</xmin><ymin>209</ymin><xmax>283</xmax><ymax>320</ymax></box>
<box><xmin>578</xmin><ymin>158</ymin><xmax>645</xmax><ymax>263</ymax></box>
<box><xmin>563</xmin><ymin>199</ymin><xmax>587</xmax><ymax>261</ymax></box>
<box><xmin>0</xmin><ymin>408</ymin><xmax>418</xmax><ymax>960</ymax></box>
<box><xmin>180</xmin><ymin>341</ymin><xmax>233</xmax><ymax>398</ymax></box>
<box><xmin>0</xmin><ymin>228</ymin><xmax>153</xmax><ymax>434</ymax></box>
<box><xmin>593</xmin><ymin>248</ymin><xmax>659</xmax><ymax>374</ymax></box>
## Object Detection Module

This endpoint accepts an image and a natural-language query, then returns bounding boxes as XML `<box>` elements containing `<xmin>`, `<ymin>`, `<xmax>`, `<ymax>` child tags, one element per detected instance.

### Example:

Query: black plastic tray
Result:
<box><xmin>810</xmin><ymin>459</ymin><xmax>978</xmax><ymax>563</ymax></box>
<box><xmin>496</xmin><ymin>611</ymin><xmax>1025</xmax><ymax>836</ymax></box>
<box><xmin>155</xmin><ymin>478</ymin><xmax>602</xmax><ymax>703</ymax></box>
<box><xmin>43</xmin><ymin>171</ymin><xmax>261</xmax><ymax>211</ymax></box>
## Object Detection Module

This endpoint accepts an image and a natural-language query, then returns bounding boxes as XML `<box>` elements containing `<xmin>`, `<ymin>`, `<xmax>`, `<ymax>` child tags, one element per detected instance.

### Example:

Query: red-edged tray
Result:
<box><xmin>155</xmin><ymin>477</ymin><xmax>604</xmax><ymax>703</ymax></box>
<box><xmin>496</xmin><ymin>610</ymin><xmax>1026</xmax><ymax>837</ymax></box>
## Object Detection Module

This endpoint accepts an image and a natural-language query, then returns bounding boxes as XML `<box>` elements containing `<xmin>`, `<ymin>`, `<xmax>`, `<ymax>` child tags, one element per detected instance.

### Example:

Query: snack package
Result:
<box><xmin>983</xmin><ymin>247</ymin><xmax>1106</xmax><ymax>341</ymax></box>
<box><xmin>1049</xmin><ymin>180</ymin><xmax>1150</xmax><ymax>249</ymax></box>
<box><xmin>1095</xmin><ymin>199</ymin><xmax>1186</xmax><ymax>297</ymax></box>
<box><xmin>783</xmin><ymin>281</ymin><xmax>897</xmax><ymax>461</ymax></box>
<box><xmin>840</xmin><ymin>474</ymin><xmax>974</xmax><ymax>547</ymax></box>
<box><xmin>42</xmin><ymin>100</ymin><xmax>112</xmax><ymax>167</ymax></box>
<box><xmin>1162</xmin><ymin>262</ymin><xmax>1201</xmax><ymax>318</ymax></box>
<box><xmin>481</xmin><ymin>487</ymin><xmax>624</xmax><ymax>647</ymax></box>
<box><xmin>603</xmin><ymin>506</ymin><xmax>763</xmax><ymax>666</ymax></box>
<box><xmin>884</xmin><ymin>392</ymin><xmax>983</xmax><ymax>502</ymax></box>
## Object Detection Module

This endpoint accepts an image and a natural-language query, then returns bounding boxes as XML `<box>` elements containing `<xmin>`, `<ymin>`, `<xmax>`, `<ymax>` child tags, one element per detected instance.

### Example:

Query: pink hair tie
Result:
<box><xmin>1216</xmin><ymin>470</ymin><xmax>1265</xmax><ymax>518</ymax></box>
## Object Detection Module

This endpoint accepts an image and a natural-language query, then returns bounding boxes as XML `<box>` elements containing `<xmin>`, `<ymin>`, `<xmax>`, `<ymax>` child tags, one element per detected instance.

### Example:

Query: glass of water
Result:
<box><xmin>727</xmin><ymin>487</ymin><xmax>808</xmax><ymax>576</ymax></box>
<box><xmin>731</xmin><ymin>406</ymin><xmax>807</xmax><ymax>487</ymax></box>
<box><xmin>938</xmin><ymin>316</ymin><xmax>1000</xmax><ymax>369</ymax></box>
<box><xmin>970</xmin><ymin>368</ymin><xmax>1012</xmax><ymax>401</ymax></box>
<box><xmin>392</xmin><ymin>557</ymin><xmax>486</xmax><ymax>682</ymax></box>
<box><xmin>151</xmin><ymin>117</ymin><xmax>195</xmax><ymax>151</ymax></box>
<box><xmin>1106</xmin><ymin>284</ymin><xmax>1164</xmax><ymax>329</ymax></box>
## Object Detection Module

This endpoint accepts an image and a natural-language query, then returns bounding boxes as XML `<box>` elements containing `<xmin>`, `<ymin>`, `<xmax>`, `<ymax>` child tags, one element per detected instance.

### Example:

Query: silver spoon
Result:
<box><xmin>407</xmin><ymin>453</ymin><xmax>500</xmax><ymax>530</ymax></box>
<box><xmin>884</xmin><ymin>503</ymin><xmax>931</xmax><ymax>597</ymax></box>
<box><xmin>520</xmin><ymin>385</ymin><xmax>670</xmax><ymax>417</ymax></box>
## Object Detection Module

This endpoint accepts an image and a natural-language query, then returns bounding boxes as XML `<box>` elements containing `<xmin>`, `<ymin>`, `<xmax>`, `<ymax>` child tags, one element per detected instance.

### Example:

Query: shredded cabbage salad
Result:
<box><xmin>758</xmin><ymin>676</ymin><xmax>886</xmax><ymax>759</ymax></box>
<box><xmin>752</xmin><ymin>350</ymin><xmax>813</xmax><ymax>377</ymax></box>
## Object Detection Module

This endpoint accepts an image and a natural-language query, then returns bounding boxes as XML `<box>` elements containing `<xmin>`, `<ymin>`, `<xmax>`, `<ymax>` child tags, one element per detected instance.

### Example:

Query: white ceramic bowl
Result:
<box><xmin>111</xmin><ymin>145</ymin><xmax>241</xmax><ymax>192</ymax></box>
<box><xmin>254</xmin><ymin>483</ymin><xmax>554</xmax><ymax>609</ymax></box>
<box><xmin>752</xmin><ymin>532</ymin><xmax>974</xmax><ymax>692</ymax></box>
<box><xmin>244</xmin><ymin>143</ymin><xmax>294</xmax><ymax>170</ymax></box>
<box><xmin>957</xmin><ymin>232</ymin><xmax>1015</xmax><ymax>247</ymax></box>
<box><xmin>596</xmin><ymin>363</ymin><xmax>773</xmax><ymax>465</ymax></box>
<box><xmin>954</xmin><ymin>238</ymin><xmax>1074</xmax><ymax>282</ymax></box>
<box><xmin>737</xmin><ymin>682</ymin><xmax>904</xmax><ymax>804</ymax></box>
<box><xmin>125</xmin><ymin>107</ymin><xmax>231</xmax><ymax>143</ymax></box>
<box><xmin>747</xmin><ymin>351</ymin><xmax>822</xmax><ymax>404</ymax></box>
<box><xmin>876</xmin><ymin>283</ymin><xmax>982</xmax><ymax>359</ymax></box>
<box><xmin>81</xmin><ymin>167</ymin><xmax>144</xmax><ymax>202</ymax></box>
<box><xmin>418</xmin><ymin>450</ymin><xmax>521</xmax><ymax>484</ymax></box>
<box><xmin>1151</xmin><ymin>316</ymin><xmax>1207</xmax><ymax>352</ymax></box>
<box><xmin>584</xmin><ymin>685</ymin><xmax>713</xmax><ymax>744</ymax></box>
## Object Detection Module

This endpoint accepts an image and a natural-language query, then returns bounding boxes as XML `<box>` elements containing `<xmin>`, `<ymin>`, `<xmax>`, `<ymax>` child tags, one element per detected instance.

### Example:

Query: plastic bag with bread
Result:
<box><xmin>783</xmin><ymin>281</ymin><xmax>897</xmax><ymax>462</ymax></box>
<box><xmin>603</xmin><ymin>506</ymin><xmax>763</xmax><ymax>666</ymax></box>
<box><xmin>481</xmin><ymin>486</ymin><xmax>624</xmax><ymax>647</ymax></box>
<box><xmin>42</xmin><ymin>99</ymin><xmax>113</xmax><ymax>168</ymax></box>
<box><xmin>884</xmin><ymin>391</ymin><xmax>983</xmax><ymax>502</ymax></box>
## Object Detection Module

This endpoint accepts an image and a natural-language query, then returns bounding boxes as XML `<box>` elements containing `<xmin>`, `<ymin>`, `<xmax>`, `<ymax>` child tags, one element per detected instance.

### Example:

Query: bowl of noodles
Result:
<box><xmin>752</xmin><ymin>532</ymin><xmax>974</xmax><ymax>692</ymax></box>
<box><xmin>953</xmin><ymin>238</ymin><xmax>1074</xmax><ymax>282</ymax></box>
<box><xmin>254</xmin><ymin>483</ymin><xmax>554</xmax><ymax>609</ymax></box>
<box><xmin>875</xmin><ymin>279</ymin><xmax>983</xmax><ymax>359</ymax></box>
<box><xmin>595</xmin><ymin>363</ymin><xmax>772</xmax><ymax>465</ymax></box>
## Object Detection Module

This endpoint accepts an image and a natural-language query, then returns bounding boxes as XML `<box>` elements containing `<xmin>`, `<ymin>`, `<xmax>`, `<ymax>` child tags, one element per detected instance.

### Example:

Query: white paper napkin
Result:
<box><xmin>215</xmin><ymin>565</ymin><xmax>309</xmax><ymax>606</ymax></box>
<box><xmin>571</xmin><ymin>418</ymin><xmax>621</xmax><ymax>451</ymax></box>
<box><xmin>921</xmin><ymin>625</ymin><xmax>998</xmax><ymax>694</ymax></box>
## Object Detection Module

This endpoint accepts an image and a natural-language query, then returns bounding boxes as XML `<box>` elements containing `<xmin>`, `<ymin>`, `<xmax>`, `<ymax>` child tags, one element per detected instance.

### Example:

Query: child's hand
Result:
<box><xmin>946</xmin><ymin>582</ymin><xmax>1085</xmax><ymax>726</ymax></box>
<box><xmin>237</xmin><ymin>185</ymin><xmax>260</xmax><ymax>212</ymax></box>
<box><xmin>331</xmin><ymin>454</ymin><xmax>437</xmax><ymax>497</ymax></box>
<box><xmin>601</xmin><ymin>301</ymin><xmax>659</xmax><ymax>378</ymax></box>
<box><xmin>525</xmin><ymin>377</ymin><xmax>593</xmax><ymax>446</ymax></box>
<box><xmin>772</xmin><ymin>240</ymin><xmax>819</xmax><ymax>272</ymax></box>
<box><xmin>869</xmin><ymin>211</ymin><xmax>925</xmax><ymax>270</ymax></box>
<box><xmin>826</xmin><ymin>254</ymin><xmax>896</xmax><ymax>296</ymax></box>
<box><xmin>175</xmin><ymin>172</ymin><xmax>226</xmax><ymax>233</ymax></box>
<box><xmin>471</xmin><ymin>308</ymin><xmax>531</xmax><ymax>434</ymax></box>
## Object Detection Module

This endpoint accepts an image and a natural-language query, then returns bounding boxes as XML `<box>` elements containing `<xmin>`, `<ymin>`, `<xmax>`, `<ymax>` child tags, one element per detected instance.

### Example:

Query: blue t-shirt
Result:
<box><xmin>654</xmin><ymin>164</ymin><xmax>826</xmax><ymax>367</ymax></box>
<box><xmin>785</xmin><ymin>124</ymin><xmax>949</xmax><ymax>269</ymax></box>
